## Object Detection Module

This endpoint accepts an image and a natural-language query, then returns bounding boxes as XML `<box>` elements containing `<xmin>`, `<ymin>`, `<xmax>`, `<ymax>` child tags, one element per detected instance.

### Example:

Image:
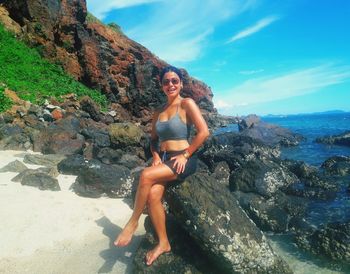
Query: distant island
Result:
<box><xmin>263</xmin><ymin>110</ymin><xmax>349</xmax><ymax>118</ymax></box>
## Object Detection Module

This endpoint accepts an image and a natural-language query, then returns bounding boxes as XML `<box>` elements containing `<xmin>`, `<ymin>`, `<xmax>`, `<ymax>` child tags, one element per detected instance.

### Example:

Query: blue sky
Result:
<box><xmin>86</xmin><ymin>0</ymin><xmax>350</xmax><ymax>116</ymax></box>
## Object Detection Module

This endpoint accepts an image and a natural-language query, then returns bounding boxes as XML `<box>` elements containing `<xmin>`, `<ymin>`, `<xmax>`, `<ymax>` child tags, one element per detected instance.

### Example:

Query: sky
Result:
<box><xmin>86</xmin><ymin>0</ymin><xmax>350</xmax><ymax>116</ymax></box>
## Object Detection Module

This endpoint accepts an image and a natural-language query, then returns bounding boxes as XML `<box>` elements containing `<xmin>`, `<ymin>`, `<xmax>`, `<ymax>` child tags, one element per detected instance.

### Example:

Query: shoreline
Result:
<box><xmin>0</xmin><ymin>150</ymin><xmax>146</xmax><ymax>274</ymax></box>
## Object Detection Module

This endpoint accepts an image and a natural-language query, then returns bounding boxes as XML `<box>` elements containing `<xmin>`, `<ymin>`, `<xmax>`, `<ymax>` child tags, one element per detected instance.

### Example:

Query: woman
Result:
<box><xmin>114</xmin><ymin>66</ymin><xmax>209</xmax><ymax>265</ymax></box>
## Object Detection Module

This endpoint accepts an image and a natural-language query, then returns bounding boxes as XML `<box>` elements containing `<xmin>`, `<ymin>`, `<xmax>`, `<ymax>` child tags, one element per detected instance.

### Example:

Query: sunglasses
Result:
<box><xmin>162</xmin><ymin>78</ymin><xmax>180</xmax><ymax>86</ymax></box>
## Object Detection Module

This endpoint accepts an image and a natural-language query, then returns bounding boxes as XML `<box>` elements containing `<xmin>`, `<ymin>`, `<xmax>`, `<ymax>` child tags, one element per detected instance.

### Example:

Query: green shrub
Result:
<box><xmin>0</xmin><ymin>23</ymin><xmax>107</xmax><ymax>109</ymax></box>
<box><xmin>0</xmin><ymin>85</ymin><xmax>13</xmax><ymax>112</ymax></box>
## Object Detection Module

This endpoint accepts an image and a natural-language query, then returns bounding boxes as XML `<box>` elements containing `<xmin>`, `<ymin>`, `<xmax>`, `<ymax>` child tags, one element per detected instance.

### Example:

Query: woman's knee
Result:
<box><xmin>147</xmin><ymin>185</ymin><xmax>164</xmax><ymax>205</ymax></box>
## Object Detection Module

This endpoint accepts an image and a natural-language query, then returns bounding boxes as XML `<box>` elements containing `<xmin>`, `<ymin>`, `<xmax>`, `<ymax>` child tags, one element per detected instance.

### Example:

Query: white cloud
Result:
<box><xmin>214</xmin><ymin>64</ymin><xmax>350</xmax><ymax>111</ymax></box>
<box><xmin>86</xmin><ymin>0</ymin><xmax>165</xmax><ymax>19</ymax></box>
<box><xmin>88</xmin><ymin>0</ymin><xmax>257</xmax><ymax>63</ymax></box>
<box><xmin>227</xmin><ymin>16</ymin><xmax>279</xmax><ymax>43</ymax></box>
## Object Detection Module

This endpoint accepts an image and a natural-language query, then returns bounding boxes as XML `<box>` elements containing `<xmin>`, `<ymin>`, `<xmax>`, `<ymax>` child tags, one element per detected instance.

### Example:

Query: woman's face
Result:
<box><xmin>161</xmin><ymin>71</ymin><xmax>182</xmax><ymax>98</ymax></box>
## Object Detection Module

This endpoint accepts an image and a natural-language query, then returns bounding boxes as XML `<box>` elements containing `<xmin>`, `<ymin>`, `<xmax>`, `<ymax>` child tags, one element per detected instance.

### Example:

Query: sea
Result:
<box><xmin>217</xmin><ymin>112</ymin><xmax>350</xmax><ymax>274</ymax></box>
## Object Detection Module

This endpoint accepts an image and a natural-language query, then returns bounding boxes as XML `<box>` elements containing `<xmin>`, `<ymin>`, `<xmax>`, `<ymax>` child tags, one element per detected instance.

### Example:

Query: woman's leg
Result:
<box><xmin>145</xmin><ymin>183</ymin><xmax>171</xmax><ymax>265</ymax></box>
<box><xmin>114</xmin><ymin>164</ymin><xmax>177</xmax><ymax>247</ymax></box>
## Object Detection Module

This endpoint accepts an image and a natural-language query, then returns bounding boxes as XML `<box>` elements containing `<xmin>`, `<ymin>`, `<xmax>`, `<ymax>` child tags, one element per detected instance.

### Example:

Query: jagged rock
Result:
<box><xmin>234</xmin><ymin>191</ymin><xmax>307</xmax><ymax>233</ymax></box>
<box><xmin>133</xmin><ymin>216</ymin><xmax>217</xmax><ymax>273</ymax></box>
<box><xmin>316</xmin><ymin>131</ymin><xmax>350</xmax><ymax>147</ymax></box>
<box><xmin>21</xmin><ymin>172</ymin><xmax>60</xmax><ymax>191</ymax></box>
<box><xmin>108</xmin><ymin>122</ymin><xmax>144</xmax><ymax>147</ymax></box>
<box><xmin>238</xmin><ymin>115</ymin><xmax>304</xmax><ymax>147</ymax></box>
<box><xmin>0</xmin><ymin>133</ymin><xmax>32</xmax><ymax>150</ymax></box>
<box><xmin>321</xmin><ymin>155</ymin><xmax>350</xmax><ymax>176</ymax></box>
<box><xmin>295</xmin><ymin>221</ymin><xmax>350</xmax><ymax>264</ymax></box>
<box><xmin>0</xmin><ymin>159</ymin><xmax>28</xmax><ymax>173</ymax></box>
<box><xmin>229</xmin><ymin>159</ymin><xmax>298</xmax><ymax>198</ymax></box>
<box><xmin>165</xmin><ymin>172</ymin><xmax>292</xmax><ymax>273</ymax></box>
<box><xmin>199</xmin><ymin>133</ymin><xmax>280</xmax><ymax>172</ymax></box>
<box><xmin>57</xmin><ymin>154</ymin><xmax>86</xmax><ymax>174</ymax></box>
<box><xmin>23</xmin><ymin>153</ymin><xmax>66</xmax><ymax>167</ymax></box>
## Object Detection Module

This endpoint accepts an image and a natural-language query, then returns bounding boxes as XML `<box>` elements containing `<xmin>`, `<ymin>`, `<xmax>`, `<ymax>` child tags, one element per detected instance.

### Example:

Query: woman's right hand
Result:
<box><xmin>152</xmin><ymin>155</ymin><xmax>162</xmax><ymax>166</ymax></box>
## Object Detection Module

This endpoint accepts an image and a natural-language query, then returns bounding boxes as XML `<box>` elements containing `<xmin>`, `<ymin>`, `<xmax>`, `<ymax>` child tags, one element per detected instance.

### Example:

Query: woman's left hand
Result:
<box><xmin>171</xmin><ymin>154</ymin><xmax>188</xmax><ymax>174</ymax></box>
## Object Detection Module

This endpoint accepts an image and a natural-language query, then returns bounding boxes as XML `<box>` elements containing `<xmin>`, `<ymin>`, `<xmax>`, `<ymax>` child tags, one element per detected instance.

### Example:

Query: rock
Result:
<box><xmin>316</xmin><ymin>131</ymin><xmax>350</xmax><ymax>147</ymax></box>
<box><xmin>165</xmin><ymin>172</ymin><xmax>292</xmax><ymax>273</ymax></box>
<box><xmin>0</xmin><ymin>133</ymin><xmax>32</xmax><ymax>150</ymax></box>
<box><xmin>133</xmin><ymin>216</ymin><xmax>216</xmax><ymax>273</ymax></box>
<box><xmin>94</xmin><ymin>147</ymin><xmax>123</xmax><ymax>164</ymax></box>
<box><xmin>58</xmin><ymin>155</ymin><xmax>133</xmax><ymax>198</ymax></box>
<box><xmin>79</xmin><ymin>96</ymin><xmax>101</xmax><ymax>121</ymax></box>
<box><xmin>234</xmin><ymin>191</ymin><xmax>307</xmax><ymax>233</ymax></box>
<box><xmin>51</xmin><ymin>108</ymin><xmax>63</xmax><ymax>120</ymax></box>
<box><xmin>199</xmin><ymin>133</ymin><xmax>280</xmax><ymax>172</ymax></box>
<box><xmin>23</xmin><ymin>154</ymin><xmax>66</xmax><ymax>167</ymax></box>
<box><xmin>21</xmin><ymin>172</ymin><xmax>60</xmax><ymax>191</ymax></box>
<box><xmin>0</xmin><ymin>159</ymin><xmax>28</xmax><ymax>173</ymax></box>
<box><xmin>238</xmin><ymin>114</ymin><xmax>261</xmax><ymax>130</ymax></box>
<box><xmin>238</xmin><ymin>115</ymin><xmax>304</xmax><ymax>147</ymax></box>
<box><xmin>210</xmin><ymin>161</ymin><xmax>230</xmax><ymax>187</ymax></box>
<box><xmin>229</xmin><ymin>159</ymin><xmax>298</xmax><ymax>198</ymax></box>
<box><xmin>108</xmin><ymin>122</ymin><xmax>144</xmax><ymax>147</ymax></box>
<box><xmin>57</xmin><ymin>154</ymin><xmax>86</xmax><ymax>174</ymax></box>
<box><xmin>321</xmin><ymin>156</ymin><xmax>350</xmax><ymax>176</ymax></box>
<box><xmin>295</xmin><ymin>221</ymin><xmax>350</xmax><ymax>264</ymax></box>
<box><xmin>80</xmin><ymin>127</ymin><xmax>110</xmax><ymax>147</ymax></box>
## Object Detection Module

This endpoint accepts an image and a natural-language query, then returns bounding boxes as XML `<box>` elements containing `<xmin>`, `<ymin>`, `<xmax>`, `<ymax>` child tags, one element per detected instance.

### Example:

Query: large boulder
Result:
<box><xmin>165</xmin><ymin>172</ymin><xmax>292</xmax><ymax>273</ymax></box>
<box><xmin>108</xmin><ymin>122</ymin><xmax>144</xmax><ymax>147</ymax></box>
<box><xmin>238</xmin><ymin>114</ymin><xmax>304</xmax><ymax>147</ymax></box>
<box><xmin>229</xmin><ymin>159</ymin><xmax>298</xmax><ymax>198</ymax></box>
<box><xmin>58</xmin><ymin>155</ymin><xmax>133</xmax><ymax>198</ymax></box>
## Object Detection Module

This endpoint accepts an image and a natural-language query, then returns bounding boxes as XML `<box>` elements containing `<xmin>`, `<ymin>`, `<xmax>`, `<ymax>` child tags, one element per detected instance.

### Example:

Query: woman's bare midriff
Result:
<box><xmin>160</xmin><ymin>140</ymin><xmax>190</xmax><ymax>152</ymax></box>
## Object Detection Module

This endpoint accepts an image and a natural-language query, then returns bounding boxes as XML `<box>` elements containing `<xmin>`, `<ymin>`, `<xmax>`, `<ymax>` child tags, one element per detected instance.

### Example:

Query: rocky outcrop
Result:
<box><xmin>316</xmin><ymin>131</ymin><xmax>350</xmax><ymax>147</ymax></box>
<box><xmin>0</xmin><ymin>0</ymin><xmax>217</xmax><ymax>128</ymax></box>
<box><xmin>321</xmin><ymin>155</ymin><xmax>350</xmax><ymax>176</ymax></box>
<box><xmin>238</xmin><ymin>114</ymin><xmax>304</xmax><ymax>147</ymax></box>
<box><xmin>295</xmin><ymin>221</ymin><xmax>350</xmax><ymax>263</ymax></box>
<box><xmin>164</xmin><ymin>172</ymin><xmax>292</xmax><ymax>273</ymax></box>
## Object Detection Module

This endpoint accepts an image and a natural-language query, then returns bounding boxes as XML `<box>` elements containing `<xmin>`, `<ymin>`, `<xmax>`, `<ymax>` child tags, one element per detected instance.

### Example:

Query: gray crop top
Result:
<box><xmin>155</xmin><ymin>106</ymin><xmax>191</xmax><ymax>142</ymax></box>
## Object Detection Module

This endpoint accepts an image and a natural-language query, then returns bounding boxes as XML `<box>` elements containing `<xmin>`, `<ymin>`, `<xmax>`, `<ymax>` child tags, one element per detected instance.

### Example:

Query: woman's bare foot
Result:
<box><xmin>145</xmin><ymin>242</ymin><xmax>171</xmax><ymax>266</ymax></box>
<box><xmin>114</xmin><ymin>221</ymin><xmax>138</xmax><ymax>247</ymax></box>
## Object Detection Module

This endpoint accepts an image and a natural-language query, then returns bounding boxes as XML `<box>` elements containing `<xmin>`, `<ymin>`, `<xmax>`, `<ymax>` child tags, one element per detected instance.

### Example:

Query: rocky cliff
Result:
<box><xmin>0</xmin><ymin>0</ymin><xmax>217</xmax><ymax>127</ymax></box>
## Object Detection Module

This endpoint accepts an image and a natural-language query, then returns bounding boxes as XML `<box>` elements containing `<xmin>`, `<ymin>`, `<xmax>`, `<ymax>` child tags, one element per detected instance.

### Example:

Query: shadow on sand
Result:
<box><xmin>96</xmin><ymin>216</ymin><xmax>143</xmax><ymax>274</ymax></box>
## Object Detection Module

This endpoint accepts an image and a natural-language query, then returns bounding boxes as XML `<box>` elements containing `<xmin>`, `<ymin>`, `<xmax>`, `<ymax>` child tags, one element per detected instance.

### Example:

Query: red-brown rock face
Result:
<box><xmin>1</xmin><ymin>0</ymin><xmax>216</xmax><ymax>125</ymax></box>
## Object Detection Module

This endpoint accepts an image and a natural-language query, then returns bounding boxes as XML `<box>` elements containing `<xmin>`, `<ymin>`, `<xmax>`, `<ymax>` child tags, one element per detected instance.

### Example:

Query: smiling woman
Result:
<box><xmin>114</xmin><ymin>65</ymin><xmax>210</xmax><ymax>266</ymax></box>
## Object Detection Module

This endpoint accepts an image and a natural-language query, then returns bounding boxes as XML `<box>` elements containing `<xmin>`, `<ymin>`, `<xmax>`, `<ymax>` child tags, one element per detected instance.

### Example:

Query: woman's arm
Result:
<box><xmin>182</xmin><ymin>98</ymin><xmax>210</xmax><ymax>156</ymax></box>
<box><xmin>150</xmin><ymin>111</ymin><xmax>162</xmax><ymax>165</ymax></box>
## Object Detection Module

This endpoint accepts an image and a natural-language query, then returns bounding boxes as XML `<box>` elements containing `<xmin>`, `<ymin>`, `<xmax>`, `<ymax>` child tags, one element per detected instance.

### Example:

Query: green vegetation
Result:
<box><xmin>0</xmin><ymin>23</ymin><xmax>107</xmax><ymax>109</ymax></box>
<box><xmin>0</xmin><ymin>85</ymin><xmax>13</xmax><ymax>112</ymax></box>
<box><xmin>86</xmin><ymin>12</ymin><xmax>123</xmax><ymax>34</ymax></box>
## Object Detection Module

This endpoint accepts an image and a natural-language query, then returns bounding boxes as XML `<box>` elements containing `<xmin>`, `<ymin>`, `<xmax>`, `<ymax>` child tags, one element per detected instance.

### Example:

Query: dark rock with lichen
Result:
<box><xmin>316</xmin><ymin>130</ymin><xmax>350</xmax><ymax>147</ymax></box>
<box><xmin>165</xmin><ymin>172</ymin><xmax>292</xmax><ymax>274</ymax></box>
<box><xmin>238</xmin><ymin>114</ymin><xmax>305</xmax><ymax>147</ymax></box>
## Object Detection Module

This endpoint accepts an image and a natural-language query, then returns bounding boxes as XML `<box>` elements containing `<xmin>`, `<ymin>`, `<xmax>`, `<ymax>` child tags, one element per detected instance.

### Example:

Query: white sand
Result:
<box><xmin>0</xmin><ymin>150</ymin><xmax>146</xmax><ymax>274</ymax></box>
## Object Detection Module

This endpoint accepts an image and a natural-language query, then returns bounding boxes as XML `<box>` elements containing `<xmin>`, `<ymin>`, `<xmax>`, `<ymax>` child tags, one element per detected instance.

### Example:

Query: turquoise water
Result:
<box><xmin>217</xmin><ymin>112</ymin><xmax>350</xmax><ymax>273</ymax></box>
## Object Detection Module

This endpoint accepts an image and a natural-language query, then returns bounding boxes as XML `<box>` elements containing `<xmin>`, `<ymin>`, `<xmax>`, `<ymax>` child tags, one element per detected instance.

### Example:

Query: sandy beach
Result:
<box><xmin>0</xmin><ymin>150</ymin><xmax>146</xmax><ymax>274</ymax></box>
